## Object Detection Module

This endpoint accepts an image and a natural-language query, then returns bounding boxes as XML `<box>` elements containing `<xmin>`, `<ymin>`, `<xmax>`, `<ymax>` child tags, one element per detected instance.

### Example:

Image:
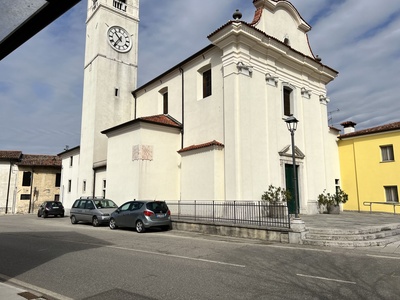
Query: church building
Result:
<box><xmin>59</xmin><ymin>0</ymin><xmax>340</xmax><ymax>215</ymax></box>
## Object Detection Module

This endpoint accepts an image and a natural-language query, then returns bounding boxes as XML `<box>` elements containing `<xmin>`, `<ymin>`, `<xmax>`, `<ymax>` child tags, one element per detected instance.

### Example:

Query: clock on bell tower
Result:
<box><xmin>78</xmin><ymin>0</ymin><xmax>139</xmax><ymax>197</ymax></box>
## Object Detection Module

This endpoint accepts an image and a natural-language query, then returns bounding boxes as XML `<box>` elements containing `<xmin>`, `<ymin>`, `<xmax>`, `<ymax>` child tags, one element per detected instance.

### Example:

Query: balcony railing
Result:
<box><xmin>167</xmin><ymin>200</ymin><xmax>291</xmax><ymax>229</ymax></box>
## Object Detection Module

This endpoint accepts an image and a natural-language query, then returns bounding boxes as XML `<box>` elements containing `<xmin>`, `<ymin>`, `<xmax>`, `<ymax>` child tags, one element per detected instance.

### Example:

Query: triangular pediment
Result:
<box><xmin>279</xmin><ymin>145</ymin><xmax>305</xmax><ymax>159</ymax></box>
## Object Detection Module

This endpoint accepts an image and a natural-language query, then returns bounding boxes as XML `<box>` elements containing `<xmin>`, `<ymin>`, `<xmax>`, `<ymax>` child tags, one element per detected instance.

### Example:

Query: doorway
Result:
<box><xmin>285</xmin><ymin>164</ymin><xmax>299</xmax><ymax>214</ymax></box>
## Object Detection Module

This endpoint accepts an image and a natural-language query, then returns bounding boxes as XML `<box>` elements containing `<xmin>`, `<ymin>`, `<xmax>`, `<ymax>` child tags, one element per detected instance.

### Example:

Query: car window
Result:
<box><xmin>79</xmin><ymin>200</ymin><xmax>87</xmax><ymax>209</ymax></box>
<box><xmin>131</xmin><ymin>202</ymin><xmax>141</xmax><ymax>211</ymax></box>
<box><xmin>120</xmin><ymin>202</ymin><xmax>131</xmax><ymax>211</ymax></box>
<box><xmin>146</xmin><ymin>202</ymin><xmax>168</xmax><ymax>213</ymax></box>
<box><xmin>104</xmin><ymin>200</ymin><xmax>118</xmax><ymax>208</ymax></box>
<box><xmin>86</xmin><ymin>201</ymin><xmax>95</xmax><ymax>209</ymax></box>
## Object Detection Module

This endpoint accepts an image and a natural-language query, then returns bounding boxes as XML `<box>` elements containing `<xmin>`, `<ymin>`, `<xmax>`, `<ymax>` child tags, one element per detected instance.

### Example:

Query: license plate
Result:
<box><xmin>156</xmin><ymin>213</ymin><xmax>165</xmax><ymax>218</ymax></box>
<box><xmin>53</xmin><ymin>206</ymin><xmax>59</xmax><ymax>209</ymax></box>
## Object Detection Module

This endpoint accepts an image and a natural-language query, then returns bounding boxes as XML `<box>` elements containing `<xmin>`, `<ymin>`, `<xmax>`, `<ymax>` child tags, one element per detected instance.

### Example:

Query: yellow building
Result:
<box><xmin>339</xmin><ymin>121</ymin><xmax>400</xmax><ymax>213</ymax></box>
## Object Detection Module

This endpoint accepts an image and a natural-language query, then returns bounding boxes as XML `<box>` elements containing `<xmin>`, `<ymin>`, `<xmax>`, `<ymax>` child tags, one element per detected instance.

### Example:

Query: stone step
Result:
<box><xmin>305</xmin><ymin>223</ymin><xmax>400</xmax><ymax>235</ymax></box>
<box><xmin>305</xmin><ymin>227</ymin><xmax>400</xmax><ymax>241</ymax></box>
<box><xmin>302</xmin><ymin>234</ymin><xmax>400</xmax><ymax>247</ymax></box>
<box><xmin>302</xmin><ymin>223</ymin><xmax>400</xmax><ymax>247</ymax></box>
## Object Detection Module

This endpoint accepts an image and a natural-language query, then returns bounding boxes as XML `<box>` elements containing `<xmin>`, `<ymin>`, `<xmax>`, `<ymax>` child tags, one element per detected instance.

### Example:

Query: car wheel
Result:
<box><xmin>70</xmin><ymin>215</ymin><xmax>77</xmax><ymax>224</ymax></box>
<box><xmin>42</xmin><ymin>212</ymin><xmax>47</xmax><ymax>218</ymax></box>
<box><xmin>92</xmin><ymin>216</ymin><xmax>99</xmax><ymax>227</ymax></box>
<box><xmin>109</xmin><ymin>218</ymin><xmax>118</xmax><ymax>230</ymax></box>
<box><xmin>37</xmin><ymin>211</ymin><xmax>41</xmax><ymax>218</ymax></box>
<box><xmin>136</xmin><ymin>220</ymin><xmax>145</xmax><ymax>233</ymax></box>
<box><xmin>60</xmin><ymin>213</ymin><xmax>64</xmax><ymax>218</ymax></box>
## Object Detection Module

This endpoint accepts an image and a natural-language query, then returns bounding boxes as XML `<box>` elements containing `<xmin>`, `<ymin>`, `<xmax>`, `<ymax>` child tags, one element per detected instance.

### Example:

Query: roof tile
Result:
<box><xmin>340</xmin><ymin>121</ymin><xmax>400</xmax><ymax>138</ymax></box>
<box><xmin>17</xmin><ymin>154</ymin><xmax>61</xmax><ymax>167</ymax></box>
<box><xmin>178</xmin><ymin>140</ymin><xmax>224</xmax><ymax>153</ymax></box>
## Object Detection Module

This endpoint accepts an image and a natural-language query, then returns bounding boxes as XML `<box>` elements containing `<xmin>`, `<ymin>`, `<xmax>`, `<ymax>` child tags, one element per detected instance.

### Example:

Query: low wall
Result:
<box><xmin>172</xmin><ymin>219</ymin><xmax>293</xmax><ymax>243</ymax></box>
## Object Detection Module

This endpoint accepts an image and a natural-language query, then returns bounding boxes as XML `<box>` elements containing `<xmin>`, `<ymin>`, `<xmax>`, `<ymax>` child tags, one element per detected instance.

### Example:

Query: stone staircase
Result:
<box><xmin>302</xmin><ymin>223</ymin><xmax>400</xmax><ymax>247</ymax></box>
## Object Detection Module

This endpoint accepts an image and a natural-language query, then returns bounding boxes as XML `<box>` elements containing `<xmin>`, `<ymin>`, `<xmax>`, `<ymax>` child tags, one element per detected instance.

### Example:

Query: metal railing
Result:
<box><xmin>167</xmin><ymin>201</ymin><xmax>290</xmax><ymax>229</ymax></box>
<box><xmin>363</xmin><ymin>201</ymin><xmax>400</xmax><ymax>215</ymax></box>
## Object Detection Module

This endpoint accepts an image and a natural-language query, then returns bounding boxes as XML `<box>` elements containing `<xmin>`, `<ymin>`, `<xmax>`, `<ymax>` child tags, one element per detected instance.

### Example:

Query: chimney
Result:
<box><xmin>340</xmin><ymin>121</ymin><xmax>357</xmax><ymax>134</ymax></box>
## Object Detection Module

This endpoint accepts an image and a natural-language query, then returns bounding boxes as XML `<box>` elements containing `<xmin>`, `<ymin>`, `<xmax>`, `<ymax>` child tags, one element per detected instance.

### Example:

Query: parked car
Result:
<box><xmin>109</xmin><ymin>200</ymin><xmax>171</xmax><ymax>233</ymax></box>
<box><xmin>70</xmin><ymin>198</ymin><xmax>118</xmax><ymax>227</ymax></box>
<box><xmin>37</xmin><ymin>201</ymin><xmax>65</xmax><ymax>218</ymax></box>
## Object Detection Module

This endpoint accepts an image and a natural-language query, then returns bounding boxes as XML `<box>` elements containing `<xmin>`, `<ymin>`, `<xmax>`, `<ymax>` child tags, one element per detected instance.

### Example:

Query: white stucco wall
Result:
<box><xmin>0</xmin><ymin>162</ymin><xmax>18</xmax><ymax>213</ymax></box>
<box><xmin>59</xmin><ymin>148</ymin><xmax>80</xmax><ymax>211</ymax></box>
<box><xmin>180</xmin><ymin>146</ymin><xmax>225</xmax><ymax>201</ymax></box>
<box><xmin>105</xmin><ymin>122</ymin><xmax>181</xmax><ymax>205</ymax></box>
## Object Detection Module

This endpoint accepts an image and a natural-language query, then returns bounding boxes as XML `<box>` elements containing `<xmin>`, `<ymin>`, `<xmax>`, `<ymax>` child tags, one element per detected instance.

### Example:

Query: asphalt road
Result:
<box><xmin>0</xmin><ymin>214</ymin><xmax>400</xmax><ymax>300</ymax></box>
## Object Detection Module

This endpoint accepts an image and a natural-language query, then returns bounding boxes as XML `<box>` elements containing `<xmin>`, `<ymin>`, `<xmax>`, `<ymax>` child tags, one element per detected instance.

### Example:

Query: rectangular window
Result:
<box><xmin>68</xmin><ymin>180</ymin><xmax>72</xmax><ymax>193</ymax></box>
<box><xmin>203</xmin><ymin>69</ymin><xmax>212</xmax><ymax>98</ymax></box>
<box><xmin>385</xmin><ymin>186</ymin><xmax>398</xmax><ymax>202</ymax></box>
<box><xmin>70</xmin><ymin>156</ymin><xmax>73</xmax><ymax>167</ymax></box>
<box><xmin>381</xmin><ymin>145</ymin><xmax>394</xmax><ymax>162</ymax></box>
<box><xmin>54</xmin><ymin>194</ymin><xmax>60</xmax><ymax>201</ymax></box>
<box><xmin>20</xmin><ymin>194</ymin><xmax>31</xmax><ymax>200</ymax></box>
<box><xmin>163</xmin><ymin>92</ymin><xmax>168</xmax><ymax>114</ymax></box>
<box><xmin>22</xmin><ymin>171</ymin><xmax>31</xmax><ymax>186</ymax></box>
<box><xmin>283</xmin><ymin>87</ymin><xmax>292</xmax><ymax>116</ymax></box>
<box><xmin>55</xmin><ymin>173</ymin><xmax>61</xmax><ymax>187</ymax></box>
<box><xmin>83</xmin><ymin>180</ymin><xmax>86</xmax><ymax>193</ymax></box>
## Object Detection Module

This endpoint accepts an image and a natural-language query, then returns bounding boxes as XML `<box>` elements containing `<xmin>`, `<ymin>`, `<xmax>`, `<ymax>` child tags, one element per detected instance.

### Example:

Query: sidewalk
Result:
<box><xmin>0</xmin><ymin>282</ymin><xmax>47</xmax><ymax>300</ymax></box>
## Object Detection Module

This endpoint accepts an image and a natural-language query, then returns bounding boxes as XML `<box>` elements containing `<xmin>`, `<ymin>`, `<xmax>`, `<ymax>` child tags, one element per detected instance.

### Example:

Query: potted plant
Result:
<box><xmin>261</xmin><ymin>185</ymin><xmax>291</xmax><ymax>217</ymax></box>
<box><xmin>317</xmin><ymin>188</ymin><xmax>348</xmax><ymax>214</ymax></box>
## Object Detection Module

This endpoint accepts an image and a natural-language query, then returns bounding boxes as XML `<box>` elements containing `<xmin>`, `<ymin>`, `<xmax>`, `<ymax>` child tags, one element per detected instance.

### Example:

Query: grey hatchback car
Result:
<box><xmin>70</xmin><ymin>198</ymin><xmax>118</xmax><ymax>227</ymax></box>
<box><xmin>109</xmin><ymin>200</ymin><xmax>171</xmax><ymax>233</ymax></box>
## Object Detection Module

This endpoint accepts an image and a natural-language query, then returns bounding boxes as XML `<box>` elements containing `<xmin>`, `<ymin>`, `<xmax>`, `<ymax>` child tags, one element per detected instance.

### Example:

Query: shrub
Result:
<box><xmin>261</xmin><ymin>185</ymin><xmax>291</xmax><ymax>203</ymax></box>
<box><xmin>317</xmin><ymin>188</ymin><xmax>348</xmax><ymax>208</ymax></box>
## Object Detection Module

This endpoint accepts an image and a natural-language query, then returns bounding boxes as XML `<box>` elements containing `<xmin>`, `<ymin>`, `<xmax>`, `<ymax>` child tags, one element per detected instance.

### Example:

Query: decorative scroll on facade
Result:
<box><xmin>132</xmin><ymin>145</ymin><xmax>153</xmax><ymax>161</ymax></box>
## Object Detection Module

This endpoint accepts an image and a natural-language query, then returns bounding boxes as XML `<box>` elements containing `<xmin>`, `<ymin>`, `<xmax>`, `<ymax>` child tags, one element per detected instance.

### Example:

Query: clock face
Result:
<box><xmin>107</xmin><ymin>26</ymin><xmax>132</xmax><ymax>52</ymax></box>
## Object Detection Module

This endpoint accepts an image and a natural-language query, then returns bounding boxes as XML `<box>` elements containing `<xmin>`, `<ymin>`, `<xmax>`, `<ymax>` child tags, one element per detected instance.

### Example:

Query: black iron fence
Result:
<box><xmin>167</xmin><ymin>200</ymin><xmax>290</xmax><ymax>229</ymax></box>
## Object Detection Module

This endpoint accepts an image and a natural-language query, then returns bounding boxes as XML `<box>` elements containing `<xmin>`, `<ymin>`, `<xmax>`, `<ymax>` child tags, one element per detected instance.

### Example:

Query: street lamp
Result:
<box><xmin>284</xmin><ymin>116</ymin><xmax>299</xmax><ymax>218</ymax></box>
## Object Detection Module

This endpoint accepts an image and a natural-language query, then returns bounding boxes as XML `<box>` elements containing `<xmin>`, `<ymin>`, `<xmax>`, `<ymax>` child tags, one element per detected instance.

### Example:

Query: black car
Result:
<box><xmin>37</xmin><ymin>201</ymin><xmax>65</xmax><ymax>218</ymax></box>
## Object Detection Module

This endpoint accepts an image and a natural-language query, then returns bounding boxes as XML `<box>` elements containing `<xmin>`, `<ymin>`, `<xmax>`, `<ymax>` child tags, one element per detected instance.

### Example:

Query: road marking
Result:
<box><xmin>105</xmin><ymin>245</ymin><xmax>246</xmax><ymax>268</ymax></box>
<box><xmin>367</xmin><ymin>254</ymin><xmax>400</xmax><ymax>260</ymax></box>
<box><xmin>297</xmin><ymin>274</ymin><xmax>356</xmax><ymax>284</ymax></box>
<box><xmin>153</xmin><ymin>233</ymin><xmax>333</xmax><ymax>252</ymax></box>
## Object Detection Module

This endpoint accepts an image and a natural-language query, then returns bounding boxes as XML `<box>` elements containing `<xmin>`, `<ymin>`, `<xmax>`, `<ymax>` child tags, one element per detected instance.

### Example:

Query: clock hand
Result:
<box><xmin>114</xmin><ymin>33</ymin><xmax>122</xmax><ymax>46</ymax></box>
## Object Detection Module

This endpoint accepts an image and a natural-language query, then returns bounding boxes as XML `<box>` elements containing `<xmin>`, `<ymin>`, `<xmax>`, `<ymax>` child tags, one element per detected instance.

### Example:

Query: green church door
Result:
<box><xmin>285</xmin><ymin>164</ymin><xmax>299</xmax><ymax>215</ymax></box>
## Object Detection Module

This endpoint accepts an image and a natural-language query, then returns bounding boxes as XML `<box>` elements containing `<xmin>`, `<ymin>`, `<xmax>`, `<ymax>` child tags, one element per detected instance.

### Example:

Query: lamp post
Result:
<box><xmin>284</xmin><ymin>116</ymin><xmax>299</xmax><ymax>218</ymax></box>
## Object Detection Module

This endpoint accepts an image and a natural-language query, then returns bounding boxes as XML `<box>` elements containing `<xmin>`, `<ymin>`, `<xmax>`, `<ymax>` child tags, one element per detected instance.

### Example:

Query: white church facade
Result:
<box><xmin>59</xmin><ymin>0</ymin><xmax>340</xmax><ymax>215</ymax></box>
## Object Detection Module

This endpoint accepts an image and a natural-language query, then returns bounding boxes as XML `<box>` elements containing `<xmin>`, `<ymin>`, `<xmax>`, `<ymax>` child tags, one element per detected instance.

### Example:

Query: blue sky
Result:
<box><xmin>1</xmin><ymin>0</ymin><xmax>400</xmax><ymax>154</ymax></box>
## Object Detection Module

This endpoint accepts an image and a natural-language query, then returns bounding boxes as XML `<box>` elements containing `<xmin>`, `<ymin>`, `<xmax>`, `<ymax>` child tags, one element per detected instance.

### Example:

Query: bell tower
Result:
<box><xmin>79</xmin><ymin>0</ymin><xmax>139</xmax><ymax>196</ymax></box>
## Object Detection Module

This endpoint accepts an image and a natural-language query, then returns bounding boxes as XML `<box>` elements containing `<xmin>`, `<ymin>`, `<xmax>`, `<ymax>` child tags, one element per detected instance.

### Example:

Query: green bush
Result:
<box><xmin>317</xmin><ymin>188</ymin><xmax>348</xmax><ymax>208</ymax></box>
<box><xmin>261</xmin><ymin>185</ymin><xmax>291</xmax><ymax>203</ymax></box>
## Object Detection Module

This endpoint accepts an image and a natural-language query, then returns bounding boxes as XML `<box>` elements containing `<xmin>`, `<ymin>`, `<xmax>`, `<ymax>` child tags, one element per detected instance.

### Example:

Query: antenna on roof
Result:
<box><xmin>328</xmin><ymin>108</ymin><xmax>340</xmax><ymax>126</ymax></box>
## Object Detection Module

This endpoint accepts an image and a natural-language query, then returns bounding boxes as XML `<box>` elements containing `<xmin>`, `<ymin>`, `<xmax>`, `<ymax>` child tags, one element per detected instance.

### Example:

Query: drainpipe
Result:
<box><xmin>92</xmin><ymin>170</ymin><xmax>96</xmax><ymax>198</ymax></box>
<box><xmin>28</xmin><ymin>169</ymin><xmax>34</xmax><ymax>213</ymax></box>
<box><xmin>5</xmin><ymin>163</ymin><xmax>13</xmax><ymax>214</ymax></box>
<box><xmin>132</xmin><ymin>92</ymin><xmax>137</xmax><ymax>119</ymax></box>
<box><xmin>179</xmin><ymin>68</ymin><xmax>184</xmax><ymax>149</ymax></box>
<box><xmin>352</xmin><ymin>140</ymin><xmax>360</xmax><ymax>212</ymax></box>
